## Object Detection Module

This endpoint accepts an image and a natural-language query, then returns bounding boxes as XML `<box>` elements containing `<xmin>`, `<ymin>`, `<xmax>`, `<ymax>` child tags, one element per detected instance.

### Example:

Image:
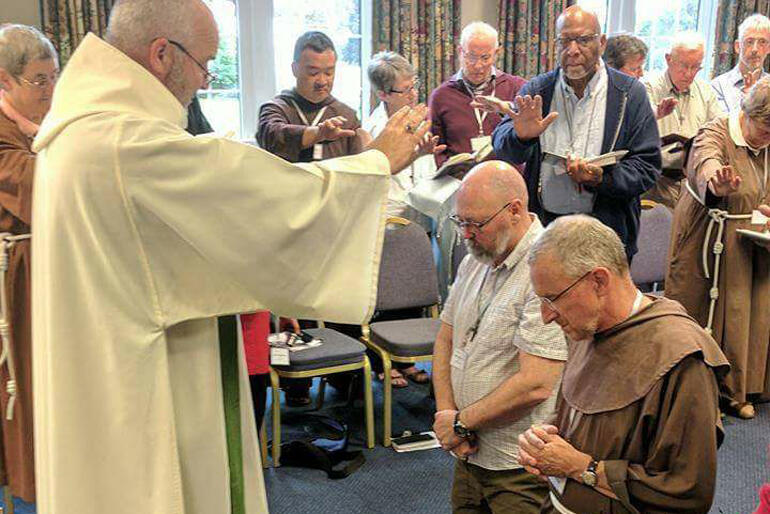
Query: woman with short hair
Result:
<box><xmin>0</xmin><ymin>23</ymin><xmax>59</xmax><ymax>501</ymax></box>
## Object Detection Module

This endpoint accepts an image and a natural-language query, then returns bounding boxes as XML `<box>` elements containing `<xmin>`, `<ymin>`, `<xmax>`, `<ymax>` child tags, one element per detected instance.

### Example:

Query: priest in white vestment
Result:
<box><xmin>30</xmin><ymin>1</ymin><xmax>434</xmax><ymax>513</ymax></box>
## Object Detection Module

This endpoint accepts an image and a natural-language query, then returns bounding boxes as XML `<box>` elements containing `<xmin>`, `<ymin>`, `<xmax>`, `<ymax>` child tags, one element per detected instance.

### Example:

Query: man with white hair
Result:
<box><xmin>712</xmin><ymin>14</ymin><xmax>770</xmax><ymax>113</ymax></box>
<box><xmin>642</xmin><ymin>31</ymin><xmax>723</xmax><ymax>209</ymax></box>
<box><xmin>428</xmin><ymin>22</ymin><xmax>526</xmax><ymax>171</ymax></box>
<box><xmin>432</xmin><ymin>161</ymin><xmax>567</xmax><ymax>513</ymax></box>
<box><xmin>518</xmin><ymin>215</ymin><xmax>728</xmax><ymax>513</ymax></box>
<box><xmin>30</xmin><ymin>0</ymin><xmax>435</xmax><ymax>513</ymax></box>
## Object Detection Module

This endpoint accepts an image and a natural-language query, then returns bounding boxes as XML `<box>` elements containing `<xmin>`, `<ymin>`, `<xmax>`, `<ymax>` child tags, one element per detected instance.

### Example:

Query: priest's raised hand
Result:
<box><xmin>368</xmin><ymin>104</ymin><xmax>432</xmax><ymax>174</ymax></box>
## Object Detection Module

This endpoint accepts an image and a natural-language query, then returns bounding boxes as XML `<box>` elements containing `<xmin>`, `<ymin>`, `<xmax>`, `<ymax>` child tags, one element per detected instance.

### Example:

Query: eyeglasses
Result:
<box><xmin>670</xmin><ymin>59</ymin><xmax>702</xmax><ymax>74</ymax></box>
<box><xmin>463</xmin><ymin>52</ymin><xmax>495</xmax><ymax>65</ymax></box>
<box><xmin>17</xmin><ymin>72</ymin><xmax>59</xmax><ymax>89</ymax></box>
<box><xmin>168</xmin><ymin>40</ymin><xmax>217</xmax><ymax>86</ymax></box>
<box><xmin>449</xmin><ymin>202</ymin><xmax>511</xmax><ymax>233</ymax></box>
<box><xmin>743</xmin><ymin>37</ymin><xmax>770</xmax><ymax>49</ymax></box>
<box><xmin>556</xmin><ymin>34</ymin><xmax>600</xmax><ymax>49</ymax></box>
<box><xmin>389</xmin><ymin>79</ymin><xmax>420</xmax><ymax>95</ymax></box>
<box><xmin>538</xmin><ymin>270</ymin><xmax>592</xmax><ymax>313</ymax></box>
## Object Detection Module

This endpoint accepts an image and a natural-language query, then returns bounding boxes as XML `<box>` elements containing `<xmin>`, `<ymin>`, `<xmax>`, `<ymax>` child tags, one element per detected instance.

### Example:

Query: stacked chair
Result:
<box><xmin>360</xmin><ymin>217</ymin><xmax>442</xmax><ymax>446</ymax></box>
<box><xmin>630</xmin><ymin>199</ymin><xmax>674</xmax><ymax>294</ymax></box>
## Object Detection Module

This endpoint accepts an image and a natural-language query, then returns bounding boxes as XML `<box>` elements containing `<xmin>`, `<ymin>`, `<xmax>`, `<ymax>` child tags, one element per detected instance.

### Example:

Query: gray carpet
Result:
<box><xmin>264</xmin><ymin>373</ymin><xmax>770</xmax><ymax>514</ymax></box>
<box><xmin>2</xmin><ymin>373</ymin><xmax>766</xmax><ymax>513</ymax></box>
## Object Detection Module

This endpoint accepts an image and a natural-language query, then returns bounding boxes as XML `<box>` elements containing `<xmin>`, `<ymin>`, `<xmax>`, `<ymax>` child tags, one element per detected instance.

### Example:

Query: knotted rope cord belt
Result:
<box><xmin>0</xmin><ymin>232</ymin><xmax>30</xmax><ymax>421</ymax></box>
<box><xmin>685</xmin><ymin>182</ymin><xmax>751</xmax><ymax>335</ymax></box>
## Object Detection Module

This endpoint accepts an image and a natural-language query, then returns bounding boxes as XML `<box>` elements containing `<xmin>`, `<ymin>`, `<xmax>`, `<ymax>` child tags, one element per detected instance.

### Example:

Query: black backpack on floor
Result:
<box><xmin>270</xmin><ymin>415</ymin><xmax>365</xmax><ymax>479</ymax></box>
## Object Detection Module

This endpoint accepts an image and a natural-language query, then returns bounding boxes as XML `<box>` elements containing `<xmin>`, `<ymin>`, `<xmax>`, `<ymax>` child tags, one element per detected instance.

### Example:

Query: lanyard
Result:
<box><xmin>462</xmin><ymin>77</ymin><xmax>495</xmax><ymax>136</ymax></box>
<box><xmin>464</xmin><ymin>266</ymin><xmax>507</xmax><ymax>345</ymax></box>
<box><xmin>289</xmin><ymin>100</ymin><xmax>327</xmax><ymax>127</ymax></box>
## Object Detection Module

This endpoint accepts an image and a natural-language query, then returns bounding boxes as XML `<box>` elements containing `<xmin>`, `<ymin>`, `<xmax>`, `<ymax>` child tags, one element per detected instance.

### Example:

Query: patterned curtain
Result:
<box><xmin>39</xmin><ymin>0</ymin><xmax>115</xmax><ymax>65</ymax></box>
<box><xmin>712</xmin><ymin>0</ymin><xmax>770</xmax><ymax>76</ymax></box>
<box><xmin>372</xmin><ymin>0</ymin><xmax>461</xmax><ymax>105</ymax></box>
<box><xmin>497</xmin><ymin>0</ymin><xmax>574</xmax><ymax>79</ymax></box>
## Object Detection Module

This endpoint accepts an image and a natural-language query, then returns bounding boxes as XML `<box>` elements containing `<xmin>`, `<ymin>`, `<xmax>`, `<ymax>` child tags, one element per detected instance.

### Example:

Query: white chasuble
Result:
<box><xmin>31</xmin><ymin>34</ymin><xmax>389</xmax><ymax>514</ymax></box>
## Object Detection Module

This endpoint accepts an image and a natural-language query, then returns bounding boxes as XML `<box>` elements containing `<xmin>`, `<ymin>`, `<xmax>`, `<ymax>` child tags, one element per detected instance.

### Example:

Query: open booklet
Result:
<box><xmin>543</xmin><ymin>150</ymin><xmax>628</xmax><ymax>174</ymax></box>
<box><xmin>433</xmin><ymin>142</ymin><xmax>494</xmax><ymax>179</ymax></box>
<box><xmin>736</xmin><ymin>229</ymin><xmax>770</xmax><ymax>245</ymax></box>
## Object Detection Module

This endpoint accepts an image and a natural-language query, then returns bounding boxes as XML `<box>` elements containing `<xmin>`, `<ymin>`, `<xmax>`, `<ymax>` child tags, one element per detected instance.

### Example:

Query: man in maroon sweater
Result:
<box><xmin>428</xmin><ymin>22</ymin><xmax>526</xmax><ymax>172</ymax></box>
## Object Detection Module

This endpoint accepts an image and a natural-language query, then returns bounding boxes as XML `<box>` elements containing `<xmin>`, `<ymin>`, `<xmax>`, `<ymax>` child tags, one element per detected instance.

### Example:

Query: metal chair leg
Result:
<box><xmin>314</xmin><ymin>377</ymin><xmax>326</xmax><ymax>411</ymax></box>
<box><xmin>269</xmin><ymin>368</ymin><xmax>281</xmax><ymax>467</ymax></box>
<box><xmin>259</xmin><ymin>415</ymin><xmax>269</xmax><ymax>469</ymax></box>
<box><xmin>3</xmin><ymin>486</ymin><xmax>13</xmax><ymax>514</ymax></box>
<box><xmin>363</xmin><ymin>356</ymin><xmax>374</xmax><ymax>449</ymax></box>
<box><xmin>381</xmin><ymin>352</ymin><xmax>393</xmax><ymax>447</ymax></box>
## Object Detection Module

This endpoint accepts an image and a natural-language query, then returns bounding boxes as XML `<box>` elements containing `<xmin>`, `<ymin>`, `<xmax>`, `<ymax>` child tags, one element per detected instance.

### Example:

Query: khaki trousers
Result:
<box><xmin>451</xmin><ymin>460</ymin><xmax>548</xmax><ymax>514</ymax></box>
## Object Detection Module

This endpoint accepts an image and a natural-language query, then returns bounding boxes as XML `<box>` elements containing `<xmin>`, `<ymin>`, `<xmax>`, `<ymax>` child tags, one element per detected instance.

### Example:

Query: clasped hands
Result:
<box><xmin>433</xmin><ymin>410</ymin><xmax>478</xmax><ymax>459</ymax></box>
<box><xmin>517</xmin><ymin>424</ymin><xmax>591</xmax><ymax>480</ymax></box>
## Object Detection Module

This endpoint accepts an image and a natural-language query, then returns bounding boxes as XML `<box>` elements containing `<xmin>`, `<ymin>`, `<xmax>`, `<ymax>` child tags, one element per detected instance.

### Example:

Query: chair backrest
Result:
<box><xmin>376</xmin><ymin>220</ymin><xmax>439</xmax><ymax>311</ymax></box>
<box><xmin>630</xmin><ymin>202</ymin><xmax>673</xmax><ymax>287</ymax></box>
<box><xmin>450</xmin><ymin>236</ymin><xmax>468</xmax><ymax>284</ymax></box>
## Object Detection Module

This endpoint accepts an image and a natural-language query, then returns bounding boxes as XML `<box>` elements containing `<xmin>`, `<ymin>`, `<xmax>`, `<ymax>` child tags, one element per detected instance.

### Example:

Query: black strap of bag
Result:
<box><xmin>277</xmin><ymin>440</ymin><xmax>365</xmax><ymax>479</ymax></box>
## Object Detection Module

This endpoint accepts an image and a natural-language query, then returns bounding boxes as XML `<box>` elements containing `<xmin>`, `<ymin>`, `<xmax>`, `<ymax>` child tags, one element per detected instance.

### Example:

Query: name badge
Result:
<box><xmin>751</xmin><ymin>209</ymin><xmax>769</xmax><ymax>226</ymax></box>
<box><xmin>313</xmin><ymin>143</ymin><xmax>324</xmax><ymax>161</ymax></box>
<box><xmin>450</xmin><ymin>348</ymin><xmax>467</xmax><ymax>370</ymax></box>
<box><xmin>270</xmin><ymin>347</ymin><xmax>290</xmax><ymax>366</ymax></box>
<box><xmin>470</xmin><ymin>135</ymin><xmax>491</xmax><ymax>153</ymax></box>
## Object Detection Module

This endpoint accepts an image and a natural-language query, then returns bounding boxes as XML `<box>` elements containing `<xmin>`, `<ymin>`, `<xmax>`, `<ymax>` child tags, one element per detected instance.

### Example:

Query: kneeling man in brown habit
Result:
<box><xmin>518</xmin><ymin>215</ymin><xmax>729</xmax><ymax>514</ymax></box>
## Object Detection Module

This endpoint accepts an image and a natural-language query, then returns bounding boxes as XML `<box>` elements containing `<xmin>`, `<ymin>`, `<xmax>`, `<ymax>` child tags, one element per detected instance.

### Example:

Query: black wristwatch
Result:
<box><xmin>581</xmin><ymin>459</ymin><xmax>599</xmax><ymax>487</ymax></box>
<box><xmin>453</xmin><ymin>411</ymin><xmax>472</xmax><ymax>439</ymax></box>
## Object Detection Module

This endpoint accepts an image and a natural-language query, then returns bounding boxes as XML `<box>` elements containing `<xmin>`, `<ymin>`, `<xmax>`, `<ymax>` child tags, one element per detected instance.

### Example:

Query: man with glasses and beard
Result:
<box><xmin>486</xmin><ymin>6</ymin><xmax>660</xmax><ymax>263</ymax></box>
<box><xmin>431</xmin><ymin>160</ymin><xmax>567</xmax><ymax>513</ymax></box>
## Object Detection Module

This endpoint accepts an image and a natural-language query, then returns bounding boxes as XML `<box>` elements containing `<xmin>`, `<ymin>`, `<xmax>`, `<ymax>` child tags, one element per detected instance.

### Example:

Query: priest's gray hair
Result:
<box><xmin>668</xmin><ymin>31</ymin><xmax>705</xmax><ymax>53</ymax></box>
<box><xmin>738</xmin><ymin>14</ymin><xmax>770</xmax><ymax>42</ymax></box>
<box><xmin>742</xmin><ymin>76</ymin><xmax>770</xmax><ymax>125</ymax></box>
<box><xmin>528</xmin><ymin>215</ymin><xmax>629</xmax><ymax>279</ymax></box>
<box><xmin>460</xmin><ymin>22</ymin><xmax>498</xmax><ymax>49</ymax></box>
<box><xmin>0</xmin><ymin>24</ymin><xmax>57</xmax><ymax>78</ymax></box>
<box><xmin>106</xmin><ymin>0</ymin><xmax>198</xmax><ymax>56</ymax></box>
<box><xmin>368</xmin><ymin>52</ymin><xmax>415</xmax><ymax>94</ymax></box>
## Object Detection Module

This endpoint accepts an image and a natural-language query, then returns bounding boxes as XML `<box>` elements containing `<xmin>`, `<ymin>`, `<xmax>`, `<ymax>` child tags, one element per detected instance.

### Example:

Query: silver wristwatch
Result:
<box><xmin>581</xmin><ymin>459</ymin><xmax>599</xmax><ymax>487</ymax></box>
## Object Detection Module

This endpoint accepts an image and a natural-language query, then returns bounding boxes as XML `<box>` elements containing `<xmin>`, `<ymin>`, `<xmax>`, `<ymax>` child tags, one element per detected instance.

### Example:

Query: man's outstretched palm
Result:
<box><xmin>511</xmin><ymin>95</ymin><xmax>559</xmax><ymax>141</ymax></box>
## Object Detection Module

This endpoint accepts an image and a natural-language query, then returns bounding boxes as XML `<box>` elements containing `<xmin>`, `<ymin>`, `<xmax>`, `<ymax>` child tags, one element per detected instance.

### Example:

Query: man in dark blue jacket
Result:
<box><xmin>485</xmin><ymin>6</ymin><xmax>660</xmax><ymax>261</ymax></box>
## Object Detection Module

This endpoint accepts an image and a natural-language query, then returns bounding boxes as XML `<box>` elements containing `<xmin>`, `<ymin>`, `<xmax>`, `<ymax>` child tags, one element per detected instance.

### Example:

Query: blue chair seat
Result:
<box><xmin>273</xmin><ymin>328</ymin><xmax>365</xmax><ymax>372</ymax></box>
<box><xmin>369</xmin><ymin>318</ymin><xmax>441</xmax><ymax>357</ymax></box>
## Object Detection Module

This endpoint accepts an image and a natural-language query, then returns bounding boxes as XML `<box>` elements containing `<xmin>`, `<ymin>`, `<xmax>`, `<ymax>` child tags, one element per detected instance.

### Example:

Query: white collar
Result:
<box><xmin>729</xmin><ymin>111</ymin><xmax>767</xmax><ymax>154</ymax></box>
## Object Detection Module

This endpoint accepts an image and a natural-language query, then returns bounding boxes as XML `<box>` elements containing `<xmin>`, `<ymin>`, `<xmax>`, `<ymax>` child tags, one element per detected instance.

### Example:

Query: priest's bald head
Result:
<box><xmin>106</xmin><ymin>0</ymin><xmax>219</xmax><ymax>107</ymax></box>
<box><xmin>528</xmin><ymin>215</ymin><xmax>639</xmax><ymax>343</ymax></box>
<box><xmin>452</xmin><ymin>160</ymin><xmax>530</xmax><ymax>267</ymax></box>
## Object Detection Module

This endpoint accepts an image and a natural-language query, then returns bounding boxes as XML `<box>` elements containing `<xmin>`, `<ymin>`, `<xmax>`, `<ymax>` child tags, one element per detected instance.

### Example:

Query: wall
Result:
<box><xmin>2</xmin><ymin>1</ymin><xmax>41</xmax><ymax>26</ymax></box>
<box><xmin>461</xmin><ymin>0</ymin><xmax>498</xmax><ymax>28</ymax></box>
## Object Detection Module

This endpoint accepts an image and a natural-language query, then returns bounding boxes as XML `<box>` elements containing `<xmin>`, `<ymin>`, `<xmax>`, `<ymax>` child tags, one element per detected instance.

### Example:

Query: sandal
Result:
<box><xmin>402</xmin><ymin>366</ymin><xmax>430</xmax><ymax>384</ymax></box>
<box><xmin>728</xmin><ymin>401</ymin><xmax>755</xmax><ymax>420</ymax></box>
<box><xmin>378</xmin><ymin>369</ymin><xmax>408</xmax><ymax>388</ymax></box>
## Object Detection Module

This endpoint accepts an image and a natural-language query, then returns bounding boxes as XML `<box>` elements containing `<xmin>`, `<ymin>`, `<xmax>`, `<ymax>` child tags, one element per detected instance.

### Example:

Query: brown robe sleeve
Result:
<box><xmin>687</xmin><ymin>118</ymin><xmax>729</xmax><ymax>203</ymax></box>
<box><xmin>256</xmin><ymin>102</ymin><xmax>307</xmax><ymax>161</ymax></box>
<box><xmin>0</xmin><ymin>125</ymin><xmax>35</xmax><ymax>226</ymax></box>
<box><xmin>603</xmin><ymin>355</ymin><xmax>721</xmax><ymax>513</ymax></box>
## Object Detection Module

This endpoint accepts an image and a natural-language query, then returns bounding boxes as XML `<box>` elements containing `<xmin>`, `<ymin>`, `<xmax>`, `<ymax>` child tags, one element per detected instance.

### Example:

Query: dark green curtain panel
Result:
<box><xmin>497</xmin><ymin>0</ymin><xmax>574</xmax><ymax>78</ymax></box>
<box><xmin>712</xmin><ymin>0</ymin><xmax>770</xmax><ymax>76</ymax></box>
<box><xmin>372</xmin><ymin>0</ymin><xmax>462</xmax><ymax>104</ymax></box>
<box><xmin>39</xmin><ymin>0</ymin><xmax>115</xmax><ymax>65</ymax></box>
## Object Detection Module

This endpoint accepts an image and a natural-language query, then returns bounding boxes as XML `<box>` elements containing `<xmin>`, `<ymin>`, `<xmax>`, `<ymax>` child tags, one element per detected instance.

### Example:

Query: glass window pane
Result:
<box><xmin>577</xmin><ymin>0</ymin><xmax>609</xmax><ymax>32</ymax></box>
<box><xmin>273</xmin><ymin>0</ymin><xmax>363</xmax><ymax>120</ymax></box>
<box><xmin>198</xmin><ymin>0</ymin><xmax>242</xmax><ymax>137</ymax></box>
<box><xmin>635</xmin><ymin>0</ymin><xmax>702</xmax><ymax>74</ymax></box>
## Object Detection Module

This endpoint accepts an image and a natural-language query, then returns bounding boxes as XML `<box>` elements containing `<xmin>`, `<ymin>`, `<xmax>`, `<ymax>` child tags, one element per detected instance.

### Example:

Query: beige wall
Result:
<box><xmin>2</xmin><ymin>1</ymin><xmax>41</xmax><ymax>27</ymax></box>
<box><xmin>461</xmin><ymin>0</ymin><xmax>498</xmax><ymax>30</ymax></box>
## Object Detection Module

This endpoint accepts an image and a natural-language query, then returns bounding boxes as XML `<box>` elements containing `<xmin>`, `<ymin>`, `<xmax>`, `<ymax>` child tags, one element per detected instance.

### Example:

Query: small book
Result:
<box><xmin>433</xmin><ymin>142</ymin><xmax>494</xmax><ymax>179</ymax></box>
<box><xmin>391</xmin><ymin>431</ymin><xmax>441</xmax><ymax>452</ymax></box>
<box><xmin>544</xmin><ymin>150</ymin><xmax>628</xmax><ymax>174</ymax></box>
<box><xmin>661</xmin><ymin>133</ymin><xmax>692</xmax><ymax>147</ymax></box>
<box><xmin>267</xmin><ymin>331</ymin><xmax>324</xmax><ymax>353</ymax></box>
<box><xmin>736</xmin><ymin>229</ymin><xmax>770</xmax><ymax>245</ymax></box>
